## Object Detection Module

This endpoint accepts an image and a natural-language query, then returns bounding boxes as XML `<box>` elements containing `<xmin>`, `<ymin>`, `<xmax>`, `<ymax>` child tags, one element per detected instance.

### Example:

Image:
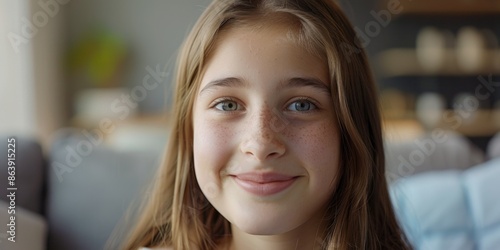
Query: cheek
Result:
<box><xmin>194</xmin><ymin>122</ymin><xmax>227</xmax><ymax>162</ymax></box>
<box><xmin>193</xmin><ymin>113</ymin><xmax>233</xmax><ymax>162</ymax></box>
<box><xmin>193</xmin><ymin>115</ymin><xmax>235</xmax><ymax>191</ymax></box>
<box><xmin>288</xmin><ymin>121</ymin><xmax>340</xmax><ymax>186</ymax></box>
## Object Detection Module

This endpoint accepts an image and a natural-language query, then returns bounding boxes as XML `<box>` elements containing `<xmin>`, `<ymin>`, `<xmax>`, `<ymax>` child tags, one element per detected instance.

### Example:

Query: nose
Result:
<box><xmin>239</xmin><ymin>107</ymin><xmax>287</xmax><ymax>161</ymax></box>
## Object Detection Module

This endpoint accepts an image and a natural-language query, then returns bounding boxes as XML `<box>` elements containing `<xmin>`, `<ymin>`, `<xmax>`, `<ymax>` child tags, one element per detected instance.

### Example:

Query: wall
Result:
<box><xmin>66</xmin><ymin>0</ymin><xmax>213</xmax><ymax>114</ymax></box>
<box><xmin>0</xmin><ymin>1</ymin><xmax>36</xmax><ymax>136</ymax></box>
<box><xmin>0</xmin><ymin>0</ymin><xmax>66</xmax><ymax>149</ymax></box>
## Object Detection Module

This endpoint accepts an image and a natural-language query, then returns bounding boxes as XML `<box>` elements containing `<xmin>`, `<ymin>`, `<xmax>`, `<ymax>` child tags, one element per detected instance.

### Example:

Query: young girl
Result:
<box><xmin>124</xmin><ymin>0</ymin><xmax>410</xmax><ymax>249</ymax></box>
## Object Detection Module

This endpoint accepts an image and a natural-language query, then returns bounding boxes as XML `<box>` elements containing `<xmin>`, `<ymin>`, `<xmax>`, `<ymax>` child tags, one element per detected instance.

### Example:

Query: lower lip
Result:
<box><xmin>232</xmin><ymin>177</ymin><xmax>298</xmax><ymax>196</ymax></box>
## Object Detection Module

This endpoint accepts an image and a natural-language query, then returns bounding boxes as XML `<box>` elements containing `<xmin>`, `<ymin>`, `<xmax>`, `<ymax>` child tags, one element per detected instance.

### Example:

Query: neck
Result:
<box><xmin>227</xmin><ymin>210</ymin><xmax>327</xmax><ymax>250</ymax></box>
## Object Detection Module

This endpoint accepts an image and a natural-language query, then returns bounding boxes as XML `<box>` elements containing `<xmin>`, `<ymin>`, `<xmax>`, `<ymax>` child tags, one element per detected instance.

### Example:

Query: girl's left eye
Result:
<box><xmin>287</xmin><ymin>99</ymin><xmax>317</xmax><ymax>112</ymax></box>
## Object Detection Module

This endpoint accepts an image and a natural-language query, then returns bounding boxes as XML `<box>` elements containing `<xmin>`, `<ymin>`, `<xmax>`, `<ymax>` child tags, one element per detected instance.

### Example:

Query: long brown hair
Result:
<box><xmin>123</xmin><ymin>0</ymin><xmax>410</xmax><ymax>249</ymax></box>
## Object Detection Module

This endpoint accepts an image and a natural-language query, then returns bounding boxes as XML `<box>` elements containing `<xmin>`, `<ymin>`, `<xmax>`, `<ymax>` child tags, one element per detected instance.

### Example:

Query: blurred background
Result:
<box><xmin>1</xmin><ymin>0</ymin><xmax>212</xmax><ymax>151</ymax></box>
<box><xmin>0</xmin><ymin>0</ymin><xmax>499</xmax><ymax>249</ymax></box>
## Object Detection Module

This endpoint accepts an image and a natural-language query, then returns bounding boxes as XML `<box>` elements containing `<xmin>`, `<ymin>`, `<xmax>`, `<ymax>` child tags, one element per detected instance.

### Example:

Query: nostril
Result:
<box><xmin>239</xmin><ymin>134</ymin><xmax>286</xmax><ymax>161</ymax></box>
<box><xmin>267</xmin><ymin>152</ymin><xmax>279</xmax><ymax>158</ymax></box>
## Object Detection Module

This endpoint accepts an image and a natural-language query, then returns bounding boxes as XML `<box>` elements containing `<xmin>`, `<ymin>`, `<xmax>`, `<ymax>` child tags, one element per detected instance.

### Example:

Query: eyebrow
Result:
<box><xmin>199</xmin><ymin>77</ymin><xmax>331</xmax><ymax>95</ymax></box>
<box><xmin>285</xmin><ymin>77</ymin><xmax>331</xmax><ymax>94</ymax></box>
<box><xmin>199</xmin><ymin>77</ymin><xmax>246</xmax><ymax>95</ymax></box>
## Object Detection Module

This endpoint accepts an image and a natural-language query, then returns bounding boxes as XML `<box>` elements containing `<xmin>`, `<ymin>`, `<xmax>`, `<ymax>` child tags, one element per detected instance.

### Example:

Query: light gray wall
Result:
<box><xmin>67</xmin><ymin>0</ymin><xmax>213</xmax><ymax>113</ymax></box>
<box><xmin>0</xmin><ymin>0</ymin><xmax>67</xmax><ymax>149</ymax></box>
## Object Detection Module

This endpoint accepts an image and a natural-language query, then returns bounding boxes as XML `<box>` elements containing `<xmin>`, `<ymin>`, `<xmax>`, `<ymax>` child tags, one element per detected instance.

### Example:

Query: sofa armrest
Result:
<box><xmin>0</xmin><ymin>136</ymin><xmax>46</xmax><ymax>214</ymax></box>
<box><xmin>0</xmin><ymin>201</ymin><xmax>47</xmax><ymax>250</ymax></box>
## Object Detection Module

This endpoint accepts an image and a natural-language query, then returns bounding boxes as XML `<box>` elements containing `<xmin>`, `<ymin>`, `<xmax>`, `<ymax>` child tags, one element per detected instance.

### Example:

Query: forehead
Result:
<box><xmin>214</xmin><ymin>15</ymin><xmax>324</xmax><ymax>61</ymax></box>
<box><xmin>200</xmin><ymin>19</ymin><xmax>329</xmax><ymax>87</ymax></box>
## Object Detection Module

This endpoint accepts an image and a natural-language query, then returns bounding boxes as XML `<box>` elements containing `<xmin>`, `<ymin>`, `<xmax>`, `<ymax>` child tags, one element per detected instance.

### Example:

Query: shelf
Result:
<box><xmin>383</xmin><ymin>109</ymin><xmax>500</xmax><ymax>138</ymax></box>
<box><xmin>383</xmin><ymin>118</ymin><xmax>424</xmax><ymax>143</ymax></box>
<box><xmin>438</xmin><ymin>109</ymin><xmax>500</xmax><ymax>137</ymax></box>
<box><xmin>379</xmin><ymin>0</ymin><xmax>500</xmax><ymax>15</ymax></box>
<box><xmin>376</xmin><ymin>48</ymin><xmax>500</xmax><ymax>77</ymax></box>
<box><xmin>71</xmin><ymin>113</ymin><xmax>170</xmax><ymax>131</ymax></box>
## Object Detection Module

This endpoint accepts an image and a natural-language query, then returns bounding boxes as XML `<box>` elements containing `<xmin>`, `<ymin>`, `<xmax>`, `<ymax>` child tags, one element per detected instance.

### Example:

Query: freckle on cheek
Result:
<box><xmin>295</xmin><ymin>123</ymin><xmax>334</xmax><ymax>159</ymax></box>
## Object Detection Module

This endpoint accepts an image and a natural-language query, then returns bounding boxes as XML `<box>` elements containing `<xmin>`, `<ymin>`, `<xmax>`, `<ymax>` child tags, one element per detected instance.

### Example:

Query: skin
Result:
<box><xmin>192</xmin><ymin>22</ymin><xmax>341</xmax><ymax>250</ymax></box>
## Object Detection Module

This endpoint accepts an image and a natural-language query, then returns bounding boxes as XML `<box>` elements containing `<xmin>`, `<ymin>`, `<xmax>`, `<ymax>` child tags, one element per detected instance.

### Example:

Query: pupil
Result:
<box><xmin>297</xmin><ymin>102</ymin><xmax>308</xmax><ymax>110</ymax></box>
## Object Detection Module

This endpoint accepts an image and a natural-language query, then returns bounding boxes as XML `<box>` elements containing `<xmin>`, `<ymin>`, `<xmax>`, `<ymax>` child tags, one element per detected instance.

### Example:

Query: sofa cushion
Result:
<box><xmin>391</xmin><ymin>158</ymin><xmax>500</xmax><ymax>250</ymax></box>
<box><xmin>391</xmin><ymin>171</ymin><xmax>475</xmax><ymax>249</ymax></box>
<box><xmin>45</xmin><ymin>129</ymin><xmax>166</xmax><ymax>250</ymax></box>
<box><xmin>0</xmin><ymin>200</ymin><xmax>47</xmax><ymax>250</ymax></box>
<box><xmin>463</xmin><ymin>159</ymin><xmax>500</xmax><ymax>249</ymax></box>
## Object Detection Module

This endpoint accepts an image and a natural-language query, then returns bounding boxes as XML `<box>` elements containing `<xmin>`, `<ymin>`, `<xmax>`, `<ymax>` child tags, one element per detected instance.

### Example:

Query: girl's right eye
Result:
<box><xmin>213</xmin><ymin>99</ymin><xmax>240</xmax><ymax>111</ymax></box>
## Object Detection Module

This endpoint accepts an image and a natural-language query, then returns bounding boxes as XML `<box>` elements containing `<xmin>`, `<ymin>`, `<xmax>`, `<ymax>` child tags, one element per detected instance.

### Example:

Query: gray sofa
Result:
<box><xmin>0</xmin><ymin>137</ymin><xmax>46</xmax><ymax>250</ymax></box>
<box><xmin>0</xmin><ymin>132</ymin><xmax>165</xmax><ymax>250</ymax></box>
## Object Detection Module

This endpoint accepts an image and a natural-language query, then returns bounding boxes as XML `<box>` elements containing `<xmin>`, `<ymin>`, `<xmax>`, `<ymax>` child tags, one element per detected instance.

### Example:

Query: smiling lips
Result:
<box><xmin>231</xmin><ymin>172</ymin><xmax>299</xmax><ymax>196</ymax></box>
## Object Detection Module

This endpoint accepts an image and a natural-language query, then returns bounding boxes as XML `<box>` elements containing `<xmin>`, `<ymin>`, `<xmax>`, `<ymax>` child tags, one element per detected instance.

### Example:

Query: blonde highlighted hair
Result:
<box><xmin>123</xmin><ymin>0</ymin><xmax>410</xmax><ymax>249</ymax></box>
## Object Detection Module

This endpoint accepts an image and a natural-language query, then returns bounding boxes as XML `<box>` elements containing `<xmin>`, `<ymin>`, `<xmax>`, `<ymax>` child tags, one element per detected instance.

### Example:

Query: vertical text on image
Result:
<box><xmin>6</xmin><ymin>138</ymin><xmax>17</xmax><ymax>243</ymax></box>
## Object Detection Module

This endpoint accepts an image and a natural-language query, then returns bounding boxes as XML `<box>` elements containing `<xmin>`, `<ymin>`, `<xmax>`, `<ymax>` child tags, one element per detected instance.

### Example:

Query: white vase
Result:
<box><xmin>416</xmin><ymin>27</ymin><xmax>447</xmax><ymax>73</ymax></box>
<box><xmin>75</xmin><ymin>87</ymin><xmax>137</xmax><ymax>126</ymax></box>
<box><xmin>456</xmin><ymin>26</ymin><xmax>487</xmax><ymax>73</ymax></box>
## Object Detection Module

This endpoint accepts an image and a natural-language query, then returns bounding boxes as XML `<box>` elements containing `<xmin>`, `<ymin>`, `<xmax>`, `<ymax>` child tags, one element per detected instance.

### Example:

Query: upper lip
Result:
<box><xmin>230</xmin><ymin>172</ymin><xmax>299</xmax><ymax>183</ymax></box>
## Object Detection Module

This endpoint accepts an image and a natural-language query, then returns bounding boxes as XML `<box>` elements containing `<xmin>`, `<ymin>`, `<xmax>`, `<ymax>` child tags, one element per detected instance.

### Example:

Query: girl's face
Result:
<box><xmin>193</xmin><ymin>23</ymin><xmax>340</xmax><ymax>237</ymax></box>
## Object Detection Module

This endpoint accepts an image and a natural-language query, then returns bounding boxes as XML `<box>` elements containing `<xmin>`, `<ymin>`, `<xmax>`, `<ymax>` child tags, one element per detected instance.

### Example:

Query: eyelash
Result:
<box><xmin>210</xmin><ymin>97</ymin><xmax>319</xmax><ymax>113</ymax></box>
<box><xmin>288</xmin><ymin>97</ymin><xmax>318</xmax><ymax>112</ymax></box>
<box><xmin>211</xmin><ymin>97</ymin><xmax>240</xmax><ymax>113</ymax></box>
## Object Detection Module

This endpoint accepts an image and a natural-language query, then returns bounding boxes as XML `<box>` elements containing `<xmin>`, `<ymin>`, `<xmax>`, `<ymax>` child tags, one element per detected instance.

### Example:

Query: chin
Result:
<box><xmin>231</xmin><ymin>211</ymin><xmax>296</xmax><ymax>235</ymax></box>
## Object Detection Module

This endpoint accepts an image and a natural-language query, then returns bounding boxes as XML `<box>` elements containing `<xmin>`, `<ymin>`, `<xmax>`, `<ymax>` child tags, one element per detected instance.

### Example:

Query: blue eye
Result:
<box><xmin>214</xmin><ymin>100</ymin><xmax>239</xmax><ymax>111</ymax></box>
<box><xmin>287</xmin><ymin>99</ymin><xmax>317</xmax><ymax>112</ymax></box>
